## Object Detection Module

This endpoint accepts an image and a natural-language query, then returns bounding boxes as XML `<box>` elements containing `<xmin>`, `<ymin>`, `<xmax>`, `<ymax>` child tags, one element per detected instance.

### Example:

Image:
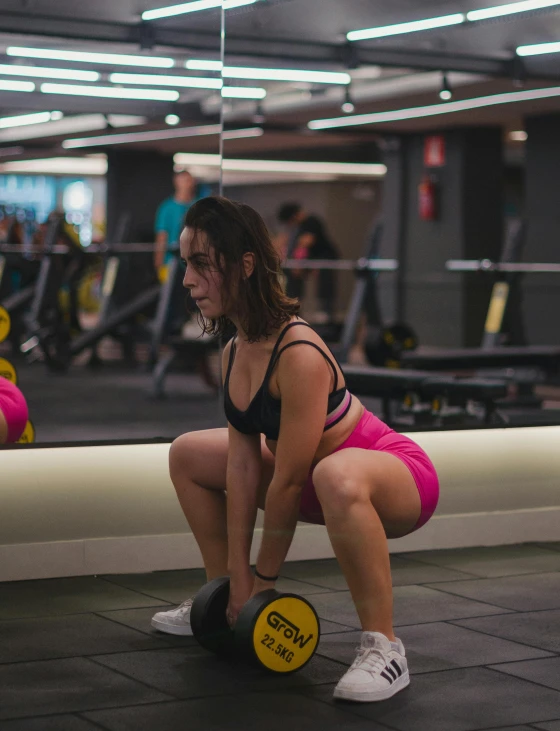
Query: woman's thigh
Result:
<box><xmin>312</xmin><ymin>448</ymin><xmax>422</xmax><ymax>538</ymax></box>
<box><xmin>170</xmin><ymin>428</ymin><xmax>276</xmax><ymax>509</ymax></box>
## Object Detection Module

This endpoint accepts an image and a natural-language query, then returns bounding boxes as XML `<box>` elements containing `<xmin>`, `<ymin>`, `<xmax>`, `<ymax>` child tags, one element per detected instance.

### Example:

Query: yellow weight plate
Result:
<box><xmin>484</xmin><ymin>282</ymin><xmax>509</xmax><ymax>335</ymax></box>
<box><xmin>252</xmin><ymin>595</ymin><xmax>319</xmax><ymax>673</ymax></box>
<box><xmin>17</xmin><ymin>420</ymin><xmax>35</xmax><ymax>444</ymax></box>
<box><xmin>0</xmin><ymin>357</ymin><xmax>17</xmax><ymax>384</ymax></box>
<box><xmin>0</xmin><ymin>306</ymin><xmax>10</xmax><ymax>343</ymax></box>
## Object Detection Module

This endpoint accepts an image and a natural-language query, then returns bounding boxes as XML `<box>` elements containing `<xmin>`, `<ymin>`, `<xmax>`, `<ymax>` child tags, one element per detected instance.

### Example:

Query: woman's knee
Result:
<box><xmin>312</xmin><ymin>456</ymin><xmax>369</xmax><ymax>512</ymax></box>
<box><xmin>169</xmin><ymin>432</ymin><xmax>196</xmax><ymax>473</ymax></box>
<box><xmin>169</xmin><ymin>431</ymin><xmax>213</xmax><ymax>481</ymax></box>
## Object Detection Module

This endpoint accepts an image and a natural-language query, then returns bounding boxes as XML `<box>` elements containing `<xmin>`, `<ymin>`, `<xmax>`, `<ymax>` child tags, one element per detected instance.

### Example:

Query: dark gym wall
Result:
<box><xmin>226</xmin><ymin>180</ymin><xmax>382</xmax><ymax>316</ymax></box>
<box><xmin>390</xmin><ymin>127</ymin><xmax>503</xmax><ymax>347</ymax></box>
<box><xmin>523</xmin><ymin>113</ymin><xmax>560</xmax><ymax>345</ymax></box>
<box><xmin>106</xmin><ymin>150</ymin><xmax>175</xmax><ymax>244</ymax></box>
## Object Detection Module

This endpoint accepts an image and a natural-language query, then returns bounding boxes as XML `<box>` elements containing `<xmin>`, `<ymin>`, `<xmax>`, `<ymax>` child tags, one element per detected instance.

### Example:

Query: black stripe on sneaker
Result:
<box><xmin>380</xmin><ymin>670</ymin><xmax>394</xmax><ymax>683</ymax></box>
<box><xmin>384</xmin><ymin>665</ymin><xmax>397</xmax><ymax>681</ymax></box>
<box><xmin>390</xmin><ymin>659</ymin><xmax>403</xmax><ymax>677</ymax></box>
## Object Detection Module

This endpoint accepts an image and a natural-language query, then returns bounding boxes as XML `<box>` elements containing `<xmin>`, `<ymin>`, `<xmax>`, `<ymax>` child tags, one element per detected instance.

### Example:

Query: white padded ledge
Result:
<box><xmin>1</xmin><ymin>426</ymin><xmax>560</xmax><ymax>581</ymax></box>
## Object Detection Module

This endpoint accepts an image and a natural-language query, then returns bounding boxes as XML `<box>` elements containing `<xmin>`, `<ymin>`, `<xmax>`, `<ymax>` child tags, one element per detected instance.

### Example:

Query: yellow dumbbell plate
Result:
<box><xmin>251</xmin><ymin>594</ymin><xmax>320</xmax><ymax>673</ymax></box>
<box><xmin>0</xmin><ymin>357</ymin><xmax>17</xmax><ymax>384</ymax></box>
<box><xmin>0</xmin><ymin>306</ymin><xmax>10</xmax><ymax>343</ymax></box>
<box><xmin>17</xmin><ymin>421</ymin><xmax>35</xmax><ymax>444</ymax></box>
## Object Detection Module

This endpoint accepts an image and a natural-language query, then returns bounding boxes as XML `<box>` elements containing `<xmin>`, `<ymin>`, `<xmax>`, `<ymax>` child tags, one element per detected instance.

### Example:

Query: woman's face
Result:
<box><xmin>180</xmin><ymin>226</ymin><xmax>225</xmax><ymax>319</ymax></box>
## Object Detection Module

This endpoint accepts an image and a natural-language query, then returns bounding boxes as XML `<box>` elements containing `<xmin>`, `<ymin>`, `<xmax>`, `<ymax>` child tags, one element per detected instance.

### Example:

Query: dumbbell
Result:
<box><xmin>0</xmin><ymin>356</ymin><xmax>17</xmax><ymax>384</ymax></box>
<box><xmin>0</xmin><ymin>306</ymin><xmax>10</xmax><ymax>344</ymax></box>
<box><xmin>190</xmin><ymin>576</ymin><xmax>320</xmax><ymax>674</ymax></box>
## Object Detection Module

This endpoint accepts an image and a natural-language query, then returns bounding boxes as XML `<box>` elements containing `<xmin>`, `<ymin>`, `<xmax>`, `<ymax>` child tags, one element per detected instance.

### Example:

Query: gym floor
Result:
<box><xmin>0</xmin><ymin>543</ymin><xmax>559</xmax><ymax>730</ymax></box>
<box><xmin>5</xmin><ymin>354</ymin><xmax>560</xmax><ymax>728</ymax></box>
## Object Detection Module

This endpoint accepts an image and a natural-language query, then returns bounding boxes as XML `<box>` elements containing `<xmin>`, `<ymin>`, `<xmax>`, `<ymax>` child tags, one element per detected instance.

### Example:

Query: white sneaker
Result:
<box><xmin>151</xmin><ymin>598</ymin><xmax>194</xmax><ymax>636</ymax></box>
<box><xmin>333</xmin><ymin>631</ymin><xmax>410</xmax><ymax>703</ymax></box>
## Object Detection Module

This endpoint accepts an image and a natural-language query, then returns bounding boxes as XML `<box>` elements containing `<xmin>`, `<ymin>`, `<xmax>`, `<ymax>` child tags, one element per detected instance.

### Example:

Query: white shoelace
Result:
<box><xmin>177</xmin><ymin>598</ymin><xmax>193</xmax><ymax>614</ymax></box>
<box><xmin>350</xmin><ymin>647</ymin><xmax>387</xmax><ymax>674</ymax></box>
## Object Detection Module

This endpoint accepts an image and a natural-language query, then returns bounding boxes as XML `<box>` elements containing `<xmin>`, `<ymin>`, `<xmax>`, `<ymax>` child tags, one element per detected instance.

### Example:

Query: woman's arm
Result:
<box><xmin>226</xmin><ymin>424</ymin><xmax>263</xmax><ymax>573</ymax></box>
<box><xmin>253</xmin><ymin>345</ymin><xmax>331</xmax><ymax>588</ymax></box>
<box><xmin>220</xmin><ymin>339</ymin><xmax>263</xmax><ymax>574</ymax></box>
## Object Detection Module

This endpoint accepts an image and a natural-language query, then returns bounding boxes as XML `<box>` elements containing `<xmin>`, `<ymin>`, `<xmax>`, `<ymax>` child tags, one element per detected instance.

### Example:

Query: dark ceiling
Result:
<box><xmin>0</xmin><ymin>0</ymin><xmax>559</xmax><ymax>167</ymax></box>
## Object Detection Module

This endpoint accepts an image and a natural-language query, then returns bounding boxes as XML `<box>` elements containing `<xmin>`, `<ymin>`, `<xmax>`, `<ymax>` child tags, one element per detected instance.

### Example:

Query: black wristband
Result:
<box><xmin>254</xmin><ymin>568</ymin><xmax>279</xmax><ymax>582</ymax></box>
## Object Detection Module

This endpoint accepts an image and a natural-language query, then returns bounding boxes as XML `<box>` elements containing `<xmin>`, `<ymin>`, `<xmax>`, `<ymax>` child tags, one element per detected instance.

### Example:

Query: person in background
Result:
<box><xmin>277</xmin><ymin>202</ymin><xmax>339</xmax><ymax>323</ymax></box>
<box><xmin>154</xmin><ymin>170</ymin><xmax>199</xmax><ymax>336</ymax></box>
<box><xmin>154</xmin><ymin>170</ymin><xmax>197</xmax><ymax>275</ymax></box>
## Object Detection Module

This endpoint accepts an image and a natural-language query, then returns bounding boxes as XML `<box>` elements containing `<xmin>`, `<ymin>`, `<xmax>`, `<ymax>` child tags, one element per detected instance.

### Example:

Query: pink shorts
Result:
<box><xmin>0</xmin><ymin>378</ymin><xmax>29</xmax><ymax>443</ymax></box>
<box><xmin>299</xmin><ymin>408</ymin><xmax>439</xmax><ymax>534</ymax></box>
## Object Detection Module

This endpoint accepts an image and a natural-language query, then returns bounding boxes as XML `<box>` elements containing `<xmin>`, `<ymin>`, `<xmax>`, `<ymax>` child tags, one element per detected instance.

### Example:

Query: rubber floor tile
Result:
<box><xmin>83</xmin><ymin>692</ymin><xmax>392</xmax><ymax>731</ymax></box>
<box><xmin>299</xmin><ymin>667</ymin><xmax>560</xmax><ymax>731</ymax></box>
<box><xmin>425</xmin><ymin>572</ymin><xmax>560</xmax><ymax>612</ymax></box>
<box><xmin>92</xmin><ymin>645</ymin><xmax>347</xmax><ymax>699</ymax></box>
<box><xmin>307</xmin><ymin>586</ymin><xmax>512</xmax><ymax>628</ymax></box>
<box><xmin>0</xmin><ymin>714</ymin><xmax>103</xmax><ymax>730</ymax></box>
<box><xmin>0</xmin><ymin>612</ymin><xmax>171</xmax><ymax>663</ymax></box>
<box><xmin>0</xmin><ymin>576</ymin><xmax>168</xmax><ymax>620</ymax></box>
<box><xmin>0</xmin><ymin>657</ymin><xmax>170</xmax><ymax>721</ymax></box>
<box><xmin>399</xmin><ymin>544</ymin><xmax>560</xmax><ymax>578</ymax></box>
<box><xmin>453</xmin><ymin>609</ymin><xmax>560</xmax><ymax>653</ymax></box>
<box><xmin>490</xmin><ymin>656</ymin><xmax>560</xmax><ymax>691</ymax></box>
<box><xmin>316</xmin><ymin>622</ymin><xmax>552</xmax><ymax>672</ymax></box>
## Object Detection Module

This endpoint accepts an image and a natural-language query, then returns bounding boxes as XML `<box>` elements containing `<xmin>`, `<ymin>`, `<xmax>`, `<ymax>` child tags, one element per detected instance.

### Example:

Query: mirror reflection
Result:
<box><xmin>3</xmin><ymin>0</ymin><xmax>560</xmax><ymax>448</ymax></box>
<box><xmin>0</xmin><ymin>1</ymin><xmax>223</xmax><ymax>443</ymax></box>
<box><xmin>218</xmin><ymin>0</ymin><xmax>560</xmax><ymax>431</ymax></box>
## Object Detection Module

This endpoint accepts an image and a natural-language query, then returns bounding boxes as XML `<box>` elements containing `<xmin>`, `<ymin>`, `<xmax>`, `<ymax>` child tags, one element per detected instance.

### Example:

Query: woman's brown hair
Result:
<box><xmin>184</xmin><ymin>196</ymin><xmax>299</xmax><ymax>342</ymax></box>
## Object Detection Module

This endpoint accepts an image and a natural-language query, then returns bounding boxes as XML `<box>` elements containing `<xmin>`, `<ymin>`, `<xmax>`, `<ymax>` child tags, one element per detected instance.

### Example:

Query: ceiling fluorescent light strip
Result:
<box><xmin>7</xmin><ymin>46</ymin><xmax>174</xmax><ymax>68</ymax></box>
<box><xmin>41</xmin><ymin>83</ymin><xmax>179</xmax><ymax>101</ymax></box>
<box><xmin>347</xmin><ymin>2</ymin><xmax>560</xmax><ymax>42</ymax></box>
<box><xmin>174</xmin><ymin>153</ymin><xmax>222</xmax><ymax>166</ymax></box>
<box><xmin>0</xmin><ymin>157</ymin><xmax>108</xmax><ymax>175</ymax></box>
<box><xmin>172</xmin><ymin>154</ymin><xmax>386</xmax><ymax>176</ymax></box>
<box><xmin>223</xmin><ymin>160</ymin><xmax>387</xmax><ymax>175</ymax></box>
<box><xmin>0</xmin><ymin>79</ymin><xmax>35</xmax><ymax>92</ymax></box>
<box><xmin>0</xmin><ymin>114</ymin><xmax>145</xmax><ymax>143</ymax></box>
<box><xmin>63</xmin><ymin>124</ymin><xmax>221</xmax><ymax>149</ymax></box>
<box><xmin>467</xmin><ymin>0</ymin><xmax>560</xmax><ymax>21</ymax></box>
<box><xmin>347</xmin><ymin>13</ymin><xmax>464</xmax><ymax>41</ymax></box>
<box><xmin>186</xmin><ymin>59</ymin><xmax>223</xmax><ymax>71</ymax></box>
<box><xmin>222</xmin><ymin>86</ymin><xmax>266</xmax><ymax>99</ymax></box>
<box><xmin>0</xmin><ymin>64</ymin><xmax>99</xmax><ymax>82</ymax></box>
<box><xmin>142</xmin><ymin>0</ymin><xmax>255</xmax><ymax>19</ymax></box>
<box><xmin>223</xmin><ymin>67</ymin><xmax>351</xmax><ymax>84</ymax></box>
<box><xmin>0</xmin><ymin>111</ymin><xmax>53</xmax><ymax>130</ymax></box>
<box><xmin>143</xmin><ymin>1</ymin><xmax>220</xmax><ymax>20</ymax></box>
<box><xmin>223</xmin><ymin>0</ymin><xmax>258</xmax><ymax>8</ymax></box>
<box><xmin>109</xmin><ymin>72</ymin><xmax>222</xmax><ymax>89</ymax></box>
<box><xmin>517</xmin><ymin>40</ymin><xmax>560</xmax><ymax>55</ymax></box>
<box><xmin>308</xmin><ymin>85</ymin><xmax>560</xmax><ymax>130</ymax></box>
<box><xmin>222</xmin><ymin>127</ymin><xmax>264</xmax><ymax>140</ymax></box>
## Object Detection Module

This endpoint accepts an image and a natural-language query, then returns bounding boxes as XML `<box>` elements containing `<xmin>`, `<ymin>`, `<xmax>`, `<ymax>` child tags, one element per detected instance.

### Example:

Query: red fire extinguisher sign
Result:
<box><xmin>424</xmin><ymin>135</ymin><xmax>446</xmax><ymax>167</ymax></box>
<box><xmin>418</xmin><ymin>176</ymin><xmax>438</xmax><ymax>221</ymax></box>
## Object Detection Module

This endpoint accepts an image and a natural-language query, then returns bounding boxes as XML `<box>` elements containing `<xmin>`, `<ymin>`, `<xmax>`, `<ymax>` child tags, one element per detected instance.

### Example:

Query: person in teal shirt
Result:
<box><xmin>154</xmin><ymin>170</ymin><xmax>197</xmax><ymax>270</ymax></box>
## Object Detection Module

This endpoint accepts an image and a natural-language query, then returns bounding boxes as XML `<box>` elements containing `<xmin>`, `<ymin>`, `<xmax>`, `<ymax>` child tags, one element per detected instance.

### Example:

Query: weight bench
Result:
<box><xmin>400</xmin><ymin>346</ymin><xmax>560</xmax><ymax>375</ymax></box>
<box><xmin>342</xmin><ymin>364</ymin><xmax>508</xmax><ymax>426</ymax></box>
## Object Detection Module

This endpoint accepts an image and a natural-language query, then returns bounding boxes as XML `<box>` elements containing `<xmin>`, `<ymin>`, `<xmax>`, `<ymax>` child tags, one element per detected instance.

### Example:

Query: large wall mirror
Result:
<box><xmin>3</xmin><ymin>0</ymin><xmax>560</xmax><ymax>448</ymax></box>
<box><xmin>0</xmin><ymin>1</ymin><xmax>223</xmax><ymax>444</ymax></box>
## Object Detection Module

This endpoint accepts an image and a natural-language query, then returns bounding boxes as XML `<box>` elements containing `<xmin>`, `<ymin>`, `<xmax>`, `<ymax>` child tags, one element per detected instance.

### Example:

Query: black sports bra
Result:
<box><xmin>224</xmin><ymin>321</ymin><xmax>352</xmax><ymax>441</ymax></box>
